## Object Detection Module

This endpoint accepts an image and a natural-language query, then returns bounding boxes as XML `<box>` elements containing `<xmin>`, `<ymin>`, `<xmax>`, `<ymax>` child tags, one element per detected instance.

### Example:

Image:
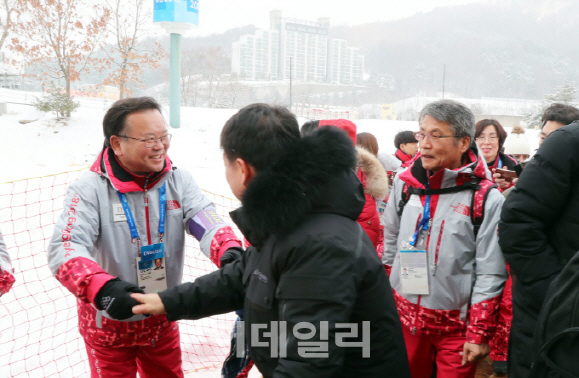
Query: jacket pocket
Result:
<box><xmin>276</xmin><ymin>275</ymin><xmax>337</xmax><ymax>300</ymax></box>
<box><xmin>246</xmin><ymin>270</ymin><xmax>276</xmax><ymax>310</ymax></box>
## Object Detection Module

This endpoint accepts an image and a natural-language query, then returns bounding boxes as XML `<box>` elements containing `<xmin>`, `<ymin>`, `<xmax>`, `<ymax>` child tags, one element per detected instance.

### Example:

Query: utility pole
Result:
<box><xmin>170</xmin><ymin>33</ymin><xmax>182</xmax><ymax>128</ymax></box>
<box><xmin>442</xmin><ymin>64</ymin><xmax>446</xmax><ymax>99</ymax></box>
<box><xmin>289</xmin><ymin>57</ymin><xmax>293</xmax><ymax>111</ymax></box>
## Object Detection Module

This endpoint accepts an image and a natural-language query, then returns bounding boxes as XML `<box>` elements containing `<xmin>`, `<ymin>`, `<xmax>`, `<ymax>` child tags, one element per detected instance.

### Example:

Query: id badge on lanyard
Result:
<box><xmin>137</xmin><ymin>243</ymin><xmax>167</xmax><ymax>294</ymax></box>
<box><xmin>118</xmin><ymin>184</ymin><xmax>168</xmax><ymax>294</ymax></box>
<box><xmin>400</xmin><ymin>191</ymin><xmax>431</xmax><ymax>295</ymax></box>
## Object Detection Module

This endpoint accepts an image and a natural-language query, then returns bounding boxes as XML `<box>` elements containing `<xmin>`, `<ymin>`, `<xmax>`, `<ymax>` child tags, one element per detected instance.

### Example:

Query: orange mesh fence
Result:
<box><xmin>0</xmin><ymin>170</ymin><xmax>240</xmax><ymax>377</ymax></box>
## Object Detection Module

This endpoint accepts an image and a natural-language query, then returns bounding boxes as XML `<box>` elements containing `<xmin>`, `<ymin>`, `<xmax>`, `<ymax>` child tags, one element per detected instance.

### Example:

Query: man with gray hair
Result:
<box><xmin>382</xmin><ymin>100</ymin><xmax>508</xmax><ymax>378</ymax></box>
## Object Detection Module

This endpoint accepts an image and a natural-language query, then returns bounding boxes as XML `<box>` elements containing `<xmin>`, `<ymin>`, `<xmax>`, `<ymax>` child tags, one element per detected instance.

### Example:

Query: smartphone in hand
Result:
<box><xmin>495</xmin><ymin>168</ymin><xmax>518</xmax><ymax>183</ymax></box>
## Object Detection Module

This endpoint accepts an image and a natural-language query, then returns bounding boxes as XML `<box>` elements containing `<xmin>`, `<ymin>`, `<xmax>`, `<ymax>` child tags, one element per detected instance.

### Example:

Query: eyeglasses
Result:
<box><xmin>475</xmin><ymin>136</ymin><xmax>499</xmax><ymax>143</ymax></box>
<box><xmin>414</xmin><ymin>131</ymin><xmax>461</xmax><ymax>143</ymax></box>
<box><xmin>118</xmin><ymin>134</ymin><xmax>172</xmax><ymax>148</ymax></box>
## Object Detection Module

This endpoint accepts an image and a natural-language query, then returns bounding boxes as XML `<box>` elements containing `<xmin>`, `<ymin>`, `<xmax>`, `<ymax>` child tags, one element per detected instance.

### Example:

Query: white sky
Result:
<box><xmin>184</xmin><ymin>0</ymin><xmax>484</xmax><ymax>36</ymax></box>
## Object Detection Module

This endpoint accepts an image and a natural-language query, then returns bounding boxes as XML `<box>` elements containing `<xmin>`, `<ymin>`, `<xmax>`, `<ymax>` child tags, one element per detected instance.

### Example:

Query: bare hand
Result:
<box><xmin>131</xmin><ymin>293</ymin><xmax>167</xmax><ymax>315</ymax></box>
<box><xmin>462</xmin><ymin>342</ymin><xmax>490</xmax><ymax>365</ymax></box>
<box><xmin>492</xmin><ymin>169</ymin><xmax>512</xmax><ymax>189</ymax></box>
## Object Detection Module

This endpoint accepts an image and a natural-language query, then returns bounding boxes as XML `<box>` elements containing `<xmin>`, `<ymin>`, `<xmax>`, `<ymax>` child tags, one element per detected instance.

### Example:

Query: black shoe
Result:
<box><xmin>493</xmin><ymin>360</ymin><xmax>508</xmax><ymax>376</ymax></box>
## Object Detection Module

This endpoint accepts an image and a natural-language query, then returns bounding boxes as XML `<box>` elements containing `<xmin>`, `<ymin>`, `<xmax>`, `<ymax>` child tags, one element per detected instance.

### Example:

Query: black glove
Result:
<box><xmin>220</xmin><ymin>247</ymin><xmax>243</xmax><ymax>268</ymax></box>
<box><xmin>95</xmin><ymin>278</ymin><xmax>144</xmax><ymax>320</ymax></box>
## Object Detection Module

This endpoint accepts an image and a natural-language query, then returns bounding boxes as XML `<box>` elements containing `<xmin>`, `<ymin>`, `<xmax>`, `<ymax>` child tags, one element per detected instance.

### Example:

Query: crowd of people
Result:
<box><xmin>2</xmin><ymin>97</ymin><xmax>579</xmax><ymax>378</ymax></box>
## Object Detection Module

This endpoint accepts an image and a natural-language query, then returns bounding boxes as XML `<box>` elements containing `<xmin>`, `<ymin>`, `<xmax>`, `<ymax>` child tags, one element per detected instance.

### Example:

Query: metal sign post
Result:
<box><xmin>154</xmin><ymin>0</ymin><xmax>199</xmax><ymax>128</ymax></box>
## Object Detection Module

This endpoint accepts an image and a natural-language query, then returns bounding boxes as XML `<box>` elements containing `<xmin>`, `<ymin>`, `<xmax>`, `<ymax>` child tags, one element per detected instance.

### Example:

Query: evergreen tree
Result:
<box><xmin>525</xmin><ymin>83</ymin><xmax>578</xmax><ymax>128</ymax></box>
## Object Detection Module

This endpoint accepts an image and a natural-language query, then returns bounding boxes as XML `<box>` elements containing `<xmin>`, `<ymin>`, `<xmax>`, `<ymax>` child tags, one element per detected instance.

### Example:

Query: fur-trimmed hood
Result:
<box><xmin>230</xmin><ymin>127</ymin><xmax>365</xmax><ymax>248</ymax></box>
<box><xmin>357</xmin><ymin>146</ymin><xmax>389</xmax><ymax>200</ymax></box>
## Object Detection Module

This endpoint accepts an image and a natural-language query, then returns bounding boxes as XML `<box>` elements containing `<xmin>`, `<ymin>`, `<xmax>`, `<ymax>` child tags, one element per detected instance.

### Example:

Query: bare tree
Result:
<box><xmin>102</xmin><ymin>0</ymin><xmax>163</xmax><ymax>98</ymax></box>
<box><xmin>181</xmin><ymin>47</ymin><xmax>207</xmax><ymax>107</ymax></box>
<box><xmin>0</xmin><ymin>0</ymin><xmax>19</xmax><ymax>52</ymax></box>
<box><xmin>204</xmin><ymin>46</ymin><xmax>228</xmax><ymax>102</ymax></box>
<box><xmin>11</xmin><ymin>0</ymin><xmax>110</xmax><ymax>114</ymax></box>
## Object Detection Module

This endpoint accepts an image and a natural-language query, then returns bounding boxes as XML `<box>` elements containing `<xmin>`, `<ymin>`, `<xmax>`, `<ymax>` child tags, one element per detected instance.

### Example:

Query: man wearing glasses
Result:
<box><xmin>47</xmin><ymin>97</ymin><xmax>243</xmax><ymax>377</ymax></box>
<box><xmin>382</xmin><ymin>100</ymin><xmax>507</xmax><ymax>378</ymax></box>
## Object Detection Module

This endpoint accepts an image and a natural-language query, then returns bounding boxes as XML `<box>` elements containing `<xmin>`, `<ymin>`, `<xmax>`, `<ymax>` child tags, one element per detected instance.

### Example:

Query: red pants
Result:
<box><xmin>402</xmin><ymin>326</ymin><xmax>477</xmax><ymax>378</ymax></box>
<box><xmin>84</xmin><ymin>322</ymin><xmax>184</xmax><ymax>378</ymax></box>
<box><xmin>489</xmin><ymin>267</ymin><xmax>512</xmax><ymax>362</ymax></box>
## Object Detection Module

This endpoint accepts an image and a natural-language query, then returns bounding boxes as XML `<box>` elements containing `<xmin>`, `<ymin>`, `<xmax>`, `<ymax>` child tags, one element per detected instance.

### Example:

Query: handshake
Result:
<box><xmin>96</xmin><ymin>248</ymin><xmax>242</xmax><ymax>319</ymax></box>
<box><xmin>95</xmin><ymin>278</ymin><xmax>168</xmax><ymax>319</ymax></box>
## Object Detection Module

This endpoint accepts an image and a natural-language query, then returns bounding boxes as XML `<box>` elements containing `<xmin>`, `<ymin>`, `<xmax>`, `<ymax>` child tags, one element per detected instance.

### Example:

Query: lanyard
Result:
<box><xmin>497</xmin><ymin>157</ymin><xmax>503</xmax><ymax>169</ymax></box>
<box><xmin>117</xmin><ymin>183</ymin><xmax>166</xmax><ymax>246</ymax></box>
<box><xmin>409</xmin><ymin>184</ymin><xmax>431</xmax><ymax>247</ymax></box>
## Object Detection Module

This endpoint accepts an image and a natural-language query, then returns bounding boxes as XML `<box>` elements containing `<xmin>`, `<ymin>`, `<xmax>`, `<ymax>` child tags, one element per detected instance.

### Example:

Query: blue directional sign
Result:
<box><xmin>154</xmin><ymin>0</ymin><xmax>199</xmax><ymax>24</ymax></box>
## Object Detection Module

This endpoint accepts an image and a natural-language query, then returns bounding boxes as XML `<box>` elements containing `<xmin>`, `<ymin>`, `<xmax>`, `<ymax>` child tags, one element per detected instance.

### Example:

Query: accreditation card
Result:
<box><xmin>136</xmin><ymin>242</ymin><xmax>167</xmax><ymax>293</ymax></box>
<box><xmin>400</xmin><ymin>247</ymin><xmax>430</xmax><ymax>295</ymax></box>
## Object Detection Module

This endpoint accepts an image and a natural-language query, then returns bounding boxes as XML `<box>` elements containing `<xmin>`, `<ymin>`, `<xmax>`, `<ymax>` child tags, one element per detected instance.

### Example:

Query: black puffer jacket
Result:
<box><xmin>498</xmin><ymin>121</ymin><xmax>579</xmax><ymax>377</ymax></box>
<box><xmin>159</xmin><ymin>127</ymin><xmax>410</xmax><ymax>378</ymax></box>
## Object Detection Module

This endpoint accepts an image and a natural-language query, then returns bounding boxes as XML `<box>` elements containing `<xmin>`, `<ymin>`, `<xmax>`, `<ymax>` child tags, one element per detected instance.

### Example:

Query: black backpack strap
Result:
<box><xmin>470</xmin><ymin>179</ymin><xmax>497</xmax><ymax>238</ymax></box>
<box><xmin>406</xmin><ymin>181</ymin><xmax>481</xmax><ymax>196</ymax></box>
<box><xmin>397</xmin><ymin>183</ymin><xmax>411</xmax><ymax>218</ymax></box>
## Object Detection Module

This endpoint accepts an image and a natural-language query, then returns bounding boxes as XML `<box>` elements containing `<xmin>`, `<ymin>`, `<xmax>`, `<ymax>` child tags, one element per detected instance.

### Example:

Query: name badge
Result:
<box><xmin>112</xmin><ymin>202</ymin><xmax>127</xmax><ymax>222</ymax></box>
<box><xmin>136</xmin><ymin>243</ymin><xmax>167</xmax><ymax>293</ymax></box>
<box><xmin>400</xmin><ymin>248</ymin><xmax>430</xmax><ymax>295</ymax></box>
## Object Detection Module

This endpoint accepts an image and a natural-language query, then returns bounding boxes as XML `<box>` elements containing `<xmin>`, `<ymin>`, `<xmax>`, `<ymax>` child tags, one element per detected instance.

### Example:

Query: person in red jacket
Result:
<box><xmin>301</xmin><ymin>120</ymin><xmax>388</xmax><ymax>251</ymax></box>
<box><xmin>0</xmin><ymin>228</ymin><xmax>16</xmax><ymax>297</ymax></box>
<box><xmin>394</xmin><ymin>130</ymin><xmax>419</xmax><ymax>166</ymax></box>
<box><xmin>357</xmin><ymin>132</ymin><xmax>389</xmax><ymax>257</ymax></box>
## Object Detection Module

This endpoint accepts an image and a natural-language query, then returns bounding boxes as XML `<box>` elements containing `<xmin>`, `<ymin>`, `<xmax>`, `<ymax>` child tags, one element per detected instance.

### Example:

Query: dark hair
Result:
<box><xmin>394</xmin><ymin>130</ymin><xmax>418</xmax><ymax>149</ymax></box>
<box><xmin>300</xmin><ymin>120</ymin><xmax>319</xmax><ymax>137</ymax></box>
<box><xmin>475</xmin><ymin>119</ymin><xmax>508</xmax><ymax>152</ymax></box>
<box><xmin>357</xmin><ymin>132</ymin><xmax>378</xmax><ymax>156</ymax></box>
<box><xmin>220</xmin><ymin>103</ymin><xmax>300</xmax><ymax>171</ymax></box>
<box><xmin>102</xmin><ymin>97</ymin><xmax>163</xmax><ymax>148</ymax></box>
<box><xmin>541</xmin><ymin>103</ymin><xmax>579</xmax><ymax>129</ymax></box>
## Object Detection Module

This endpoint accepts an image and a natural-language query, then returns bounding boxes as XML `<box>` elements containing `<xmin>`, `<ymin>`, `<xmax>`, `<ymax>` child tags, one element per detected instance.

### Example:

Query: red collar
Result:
<box><xmin>394</xmin><ymin>149</ymin><xmax>413</xmax><ymax>163</ymax></box>
<box><xmin>90</xmin><ymin>148</ymin><xmax>172</xmax><ymax>193</ymax></box>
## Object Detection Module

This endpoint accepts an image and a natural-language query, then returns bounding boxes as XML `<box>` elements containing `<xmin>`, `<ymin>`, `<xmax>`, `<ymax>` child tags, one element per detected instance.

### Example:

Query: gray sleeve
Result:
<box><xmin>46</xmin><ymin>181</ymin><xmax>101</xmax><ymax>275</ymax></box>
<box><xmin>382</xmin><ymin>177</ymin><xmax>403</xmax><ymax>266</ymax></box>
<box><xmin>0</xmin><ymin>228</ymin><xmax>13</xmax><ymax>273</ymax></box>
<box><xmin>178</xmin><ymin>169</ymin><xmax>236</xmax><ymax>260</ymax></box>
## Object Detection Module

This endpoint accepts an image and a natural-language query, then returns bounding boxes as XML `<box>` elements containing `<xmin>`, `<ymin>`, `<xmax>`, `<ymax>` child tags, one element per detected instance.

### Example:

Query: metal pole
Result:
<box><xmin>289</xmin><ymin>57</ymin><xmax>292</xmax><ymax>111</ymax></box>
<box><xmin>170</xmin><ymin>33</ymin><xmax>182</xmax><ymax>128</ymax></box>
<box><xmin>442</xmin><ymin>64</ymin><xmax>446</xmax><ymax>99</ymax></box>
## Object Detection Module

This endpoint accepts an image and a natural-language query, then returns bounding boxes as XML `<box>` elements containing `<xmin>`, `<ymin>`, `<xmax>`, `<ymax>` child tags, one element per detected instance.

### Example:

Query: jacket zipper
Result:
<box><xmin>412</xmin><ymin>296</ymin><xmax>421</xmax><ymax>335</ymax></box>
<box><xmin>433</xmin><ymin>220</ymin><xmax>445</xmax><ymax>276</ymax></box>
<box><xmin>144</xmin><ymin>175</ymin><xmax>152</xmax><ymax>245</ymax></box>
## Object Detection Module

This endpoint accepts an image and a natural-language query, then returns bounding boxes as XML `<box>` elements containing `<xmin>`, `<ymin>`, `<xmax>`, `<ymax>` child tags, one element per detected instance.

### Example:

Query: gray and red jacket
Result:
<box><xmin>0</xmin><ymin>228</ymin><xmax>16</xmax><ymax>296</ymax></box>
<box><xmin>47</xmin><ymin>148</ymin><xmax>241</xmax><ymax>347</ymax></box>
<box><xmin>382</xmin><ymin>146</ymin><xmax>507</xmax><ymax>344</ymax></box>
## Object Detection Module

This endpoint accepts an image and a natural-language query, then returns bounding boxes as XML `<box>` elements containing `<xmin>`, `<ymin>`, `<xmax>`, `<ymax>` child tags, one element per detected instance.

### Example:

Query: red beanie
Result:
<box><xmin>318</xmin><ymin>119</ymin><xmax>357</xmax><ymax>145</ymax></box>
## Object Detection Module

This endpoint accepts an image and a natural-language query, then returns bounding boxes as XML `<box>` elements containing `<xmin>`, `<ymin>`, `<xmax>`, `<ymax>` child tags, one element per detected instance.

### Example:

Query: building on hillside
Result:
<box><xmin>0</xmin><ymin>52</ymin><xmax>23</xmax><ymax>89</ymax></box>
<box><xmin>232</xmin><ymin>29</ymin><xmax>279</xmax><ymax>81</ymax></box>
<box><xmin>81</xmin><ymin>84</ymin><xmax>120</xmax><ymax>101</ymax></box>
<box><xmin>232</xmin><ymin>10</ymin><xmax>363</xmax><ymax>85</ymax></box>
<box><xmin>328</xmin><ymin>39</ymin><xmax>364</xmax><ymax>85</ymax></box>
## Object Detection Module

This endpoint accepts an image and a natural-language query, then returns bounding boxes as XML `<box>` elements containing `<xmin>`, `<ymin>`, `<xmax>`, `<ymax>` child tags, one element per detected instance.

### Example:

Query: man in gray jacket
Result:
<box><xmin>382</xmin><ymin>100</ymin><xmax>507</xmax><ymax>378</ymax></box>
<box><xmin>47</xmin><ymin>97</ymin><xmax>243</xmax><ymax>378</ymax></box>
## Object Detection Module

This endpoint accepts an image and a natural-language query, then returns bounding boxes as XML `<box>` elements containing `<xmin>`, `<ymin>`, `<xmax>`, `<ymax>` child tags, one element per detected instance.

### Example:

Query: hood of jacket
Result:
<box><xmin>231</xmin><ymin>127</ymin><xmax>365</xmax><ymax>248</ymax></box>
<box><xmin>400</xmin><ymin>143</ymin><xmax>491</xmax><ymax>190</ymax></box>
<box><xmin>90</xmin><ymin>147</ymin><xmax>172</xmax><ymax>193</ymax></box>
<box><xmin>357</xmin><ymin>146</ymin><xmax>389</xmax><ymax>200</ymax></box>
<box><xmin>319</xmin><ymin>119</ymin><xmax>357</xmax><ymax>145</ymax></box>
